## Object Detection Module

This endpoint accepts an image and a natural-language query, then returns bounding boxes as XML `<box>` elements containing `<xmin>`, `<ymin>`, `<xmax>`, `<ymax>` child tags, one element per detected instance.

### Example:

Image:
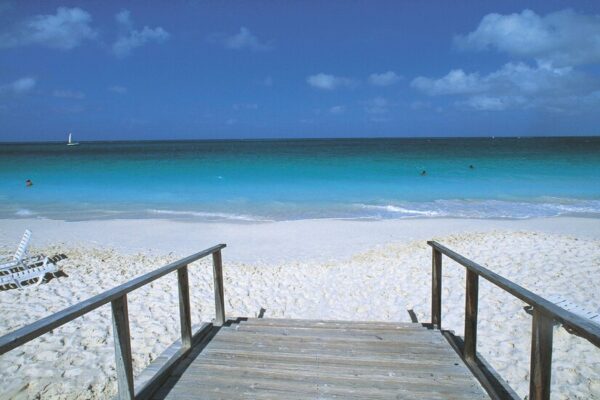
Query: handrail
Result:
<box><xmin>428</xmin><ymin>240</ymin><xmax>600</xmax><ymax>400</ymax></box>
<box><xmin>428</xmin><ymin>241</ymin><xmax>600</xmax><ymax>346</ymax></box>
<box><xmin>0</xmin><ymin>243</ymin><xmax>226</xmax><ymax>400</ymax></box>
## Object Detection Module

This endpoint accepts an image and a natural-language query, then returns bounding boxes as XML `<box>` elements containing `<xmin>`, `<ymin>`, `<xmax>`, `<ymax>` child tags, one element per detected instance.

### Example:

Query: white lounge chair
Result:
<box><xmin>550</xmin><ymin>295</ymin><xmax>600</xmax><ymax>325</ymax></box>
<box><xmin>0</xmin><ymin>229</ymin><xmax>39</xmax><ymax>272</ymax></box>
<box><xmin>0</xmin><ymin>257</ymin><xmax>58</xmax><ymax>289</ymax></box>
<box><xmin>525</xmin><ymin>295</ymin><xmax>600</xmax><ymax>333</ymax></box>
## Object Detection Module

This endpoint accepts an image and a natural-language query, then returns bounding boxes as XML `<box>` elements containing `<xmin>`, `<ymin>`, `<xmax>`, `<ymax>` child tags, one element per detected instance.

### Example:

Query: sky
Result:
<box><xmin>1</xmin><ymin>0</ymin><xmax>600</xmax><ymax>141</ymax></box>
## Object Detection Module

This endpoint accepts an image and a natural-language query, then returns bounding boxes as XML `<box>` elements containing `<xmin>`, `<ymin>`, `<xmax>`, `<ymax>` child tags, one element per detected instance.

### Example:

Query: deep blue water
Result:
<box><xmin>1</xmin><ymin>137</ymin><xmax>599</xmax><ymax>221</ymax></box>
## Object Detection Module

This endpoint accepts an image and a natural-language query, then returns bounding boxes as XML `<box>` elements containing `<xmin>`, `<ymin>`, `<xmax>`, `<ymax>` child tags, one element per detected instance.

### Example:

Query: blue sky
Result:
<box><xmin>1</xmin><ymin>1</ymin><xmax>600</xmax><ymax>141</ymax></box>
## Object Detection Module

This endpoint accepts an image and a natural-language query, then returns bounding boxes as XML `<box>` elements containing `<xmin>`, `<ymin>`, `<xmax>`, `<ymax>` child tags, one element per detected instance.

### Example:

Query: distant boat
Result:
<box><xmin>67</xmin><ymin>133</ymin><xmax>79</xmax><ymax>146</ymax></box>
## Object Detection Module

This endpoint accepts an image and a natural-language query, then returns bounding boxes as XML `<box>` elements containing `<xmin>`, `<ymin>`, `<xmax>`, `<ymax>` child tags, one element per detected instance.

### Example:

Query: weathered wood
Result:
<box><xmin>111</xmin><ymin>295</ymin><xmax>134</xmax><ymax>400</ymax></box>
<box><xmin>158</xmin><ymin>318</ymin><xmax>488</xmax><ymax>400</ymax></box>
<box><xmin>464</xmin><ymin>269</ymin><xmax>479</xmax><ymax>361</ymax></box>
<box><xmin>0</xmin><ymin>244</ymin><xmax>226</xmax><ymax>355</ymax></box>
<box><xmin>529</xmin><ymin>309</ymin><xmax>553</xmax><ymax>400</ymax></box>
<box><xmin>428</xmin><ymin>241</ymin><xmax>600</xmax><ymax>347</ymax></box>
<box><xmin>135</xmin><ymin>323</ymin><xmax>213</xmax><ymax>400</ymax></box>
<box><xmin>235</xmin><ymin>323</ymin><xmax>435</xmax><ymax>335</ymax></box>
<box><xmin>186</xmin><ymin>363</ymin><xmax>486</xmax><ymax>395</ymax></box>
<box><xmin>432</xmin><ymin>247</ymin><xmax>442</xmax><ymax>329</ymax></box>
<box><xmin>442</xmin><ymin>330</ymin><xmax>521</xmax><ymax>400</ymax></box>
<box><xmin>241</xmin><ymin>318</ymin><xmax>425</xmax><ymax>330</ymax></box>
<box><xmin>212</xmin><ymin>250</ymin><xmax>225</xmax><ymax>326</ymax></box>
<box><xmin>177</xmin><ymin>265</ymin><xmax>192</xmax><ymax>349</ymax></box>
<box><xmin>200</xmin><ymin>350</ymin><xmax>472</xmax><ymax>376</ymax></box>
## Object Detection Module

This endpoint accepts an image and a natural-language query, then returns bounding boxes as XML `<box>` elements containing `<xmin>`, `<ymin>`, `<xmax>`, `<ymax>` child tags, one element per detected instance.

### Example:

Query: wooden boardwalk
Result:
<box><xmin>3</xmin><ymin>242</ymin><xmax>600</xmax><ymax>400</ymax></box>
<box><xmin>153</xmin><ymin>318</ymin><xmax>488</xmax><ymax>399</ymax></box>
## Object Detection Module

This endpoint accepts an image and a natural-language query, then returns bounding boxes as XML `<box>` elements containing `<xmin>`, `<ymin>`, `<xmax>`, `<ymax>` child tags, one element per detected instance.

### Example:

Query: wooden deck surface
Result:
<box><xmin>152</xmin><ymin>318</ymin><xmax>488</xmax><ymax>399</ymax></box>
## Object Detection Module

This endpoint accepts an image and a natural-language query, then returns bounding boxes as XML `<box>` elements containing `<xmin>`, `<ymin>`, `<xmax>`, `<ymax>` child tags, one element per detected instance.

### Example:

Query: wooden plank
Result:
<box><xmin>111</xmin><ymin>295</ymin><xmax>134</xmax><ymax>400</ymax></box>
<box><xmin>212</xmin><ymin>250</ymin><xmax>225</xmax><ymax>326</ymax></box>
<box><xmin>199</xmin><ymin>349</ymin><xmax>472</xmax><ymax>376</ymax></box>
<box><xmin>0</xmin><ymin>243</ymin><xmax>226</xmax><ymax>355</ymax></box>
<box><xmin>204</xmin><ymin>345</ymin><xmax>465</xmax><ymax>365</ymax></box>
<box><xmin>162</xmin><ymin>380</ymin><xmax>480</xmax><ymax>400</ymax></box>
<box><xmin>428</xmin><ymin>241</ymin><xmax>600</xmax><ymax>347</ymax></box>
<box><xmin>211</xmin><ymin>330</ymin><xmax>455</xmax><ymax>352</ymax></box>
<box><xmin>432</xmin><ymin>247</ymin><xmax>442</xmax><ymax>329</ymax></box>
<box><xmin>186</xmin><ymin>362</ymin><xmax>484</xmax><ymax>390</ymax></box>
<box><xmin>206</xmin><ymin>340</ymin><xmax>463</xmax><ymax>364</ymax></box>
<box><xmin>242</xmin><ymin>317</ymin><xmax>424</xmax><ymax>329</ymax></box>
<box><xmin>193</xmin><ymin>356</ymin><xmax>478</xmax><ymax>382</ymax></box>
<box><xmin>239</xmin><ymin>322</ymin><xmax>426</xmax><ymax>332</ymax></box>
<box><xmin>231</xmin><ymin>325</ymin><xmax>443</xmax><ymax>341</ymax></box>
<box><xmin>529</xmin><ymin>309</ymin><xmax>553</xmax><ymax>400</ymax></box>
<box><xmin>167</xmin><ymin>374</ymin><xmax>484</xmax><ymax>400</ymax></box>
<box><xmin>464</xmin><ymin>269</ymin><xmax>479</xmax><ymax>361</ymax></box>
<box><xmin>177</xmin><ymin>265</ymin><xmax>192</xmax><ymax>349</ymax></box>
<box><xmin>170</xmin><ymin>366</ymin><xmax>487</xmax><ymax>399</ymax></box>
<box><xmin>215</xmin><ymin>334</ymin><xmax>451</xmax><ymax>353</ymax></box>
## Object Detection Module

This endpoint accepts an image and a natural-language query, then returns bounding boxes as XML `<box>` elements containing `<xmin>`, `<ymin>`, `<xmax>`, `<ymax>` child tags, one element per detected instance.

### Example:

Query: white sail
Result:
<box><xmin>67</xmin><ymin>132</ymin><xmax>79</xmax><ymax>146</ymax></box>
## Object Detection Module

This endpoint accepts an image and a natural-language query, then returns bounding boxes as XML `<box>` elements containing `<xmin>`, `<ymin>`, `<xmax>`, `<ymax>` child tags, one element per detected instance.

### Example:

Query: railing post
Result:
<box><xmin>529</xmin><ymin>309</ymin><xmax>553</xmax><ymax>400</ymax></box>
<box><xmin>464</xmin><ymin>269</ymin><xmax>479</xmax><ymax>361</ymax></box>
<box><xmin>111</xmin><ymin>295</ymin><xmax>134</xmax><ymax>400</ymax></box>
<box><xmin>177</xmin><ymin>265</ymin><xmax>192</xmax><ymax>349</ymax></box>
<box><xmin>212</xmin><ymin>250</ymin><xmax>225</xmax><ymax>326</ymax></box>
<box><xmin>432</xmin><ymin>248</ymin><xmax>442</xmax><ymax>329</ymax></box>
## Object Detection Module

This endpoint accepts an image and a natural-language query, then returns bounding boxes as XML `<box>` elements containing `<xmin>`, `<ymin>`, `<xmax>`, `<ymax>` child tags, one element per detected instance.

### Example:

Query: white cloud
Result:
<box><xmin>368</xmin><ymin>71</ymin><xmax>401</xmax><ymax>86</ymax></box>
<box><xmin>115</xmin><ymin>10</ymin><xmax>133</xmax><ymax>30</ymax></box>
<box><xmin>306</xmin><ymin>73</ymin><xmax>355</xmax><ymax>90</ymax></box>
<box><xmin>108</xmin><ymin>85</ymin><xmax>127</xmax><ymax>94</ymax></box>
<box><xmin>364</xmin><ymin>97</ymin><xmax>389</xmax><ymax>114</ymax></box>
<box><xmin>211</xmin><ymin>27</ymin><xmax>272</xmax><ymax>51</ymax></box>
<box><xmin>329</xmin><ymin>105</ymin><xmax>345</xmax><ymax>114</ymax></box>
<box><xmin>0</xmin><ymin>7</ymin><xmax>97</xmax><ymax>50</ymax></box>
<box><xmin>411</xmin><ymin>69</ymin><xmax>486</xmax><ymax>95</ymax></box>
<box><xmin>455</xmin><ymin>9</ymin><xmax>600</xmax><ymax>66</ymax></box>
<box><xmin>53</xmin><ymin>89</ymin><xmax>85</xmax><ymax>99</ymax></box>
<box><xmin>0</xmin><ymin>77</ymin><xmax>36</xmax><ymax>94</ymax></box>
<box><xmin>460</xmin><ymin>95</ymin><xmax>525</xmax><ymax>111</ymax></box>
<box><xmin>414</xmin><ymin>62</ymin><xmax>587</xmax><ymax>97</ymax></box>
<box><xmin>112</xmin><ymin>10</ymin><xmax>169</xmax><ymax>57</ymax></box>
<box><xmin>412</xmin><ymin>61</ymin><xmax>598</xmax><ymax>111</ymax></box>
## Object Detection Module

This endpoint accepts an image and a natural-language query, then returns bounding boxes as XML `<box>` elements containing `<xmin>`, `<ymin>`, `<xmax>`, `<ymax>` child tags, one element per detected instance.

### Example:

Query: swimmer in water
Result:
<box><xmin>421</xmin><ymin>170</ymin><xmax>427</xmax><ymax>176</ymax></box>
<box><xmin>25</xmin><ymin>179</ymin><xmax>33</xmax><ymax>187</ymax></box>
<box><xmin>469</xmin><ymin>165</ymin><xmax>475</xmax><ymax>169</ymax></box>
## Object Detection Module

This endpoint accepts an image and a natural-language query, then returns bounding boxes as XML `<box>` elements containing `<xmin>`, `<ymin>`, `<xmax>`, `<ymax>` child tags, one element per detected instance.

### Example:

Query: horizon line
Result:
<box><xmin>2</xmin><ymin>134</ymin><xmax>600</xmax><ymax>144</ymax></box>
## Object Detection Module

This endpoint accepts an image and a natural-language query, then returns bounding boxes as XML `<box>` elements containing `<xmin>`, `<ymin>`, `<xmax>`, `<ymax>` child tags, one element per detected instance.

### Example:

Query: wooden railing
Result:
<box><xmin>0</xmin><ymin>243</ymin><xmax>226</xmax><ymax>400</ymax></box>
<box><xmin>428</xmin><ymin>241</ymin><xmax>600</xmax><ymax>400</ymax></box>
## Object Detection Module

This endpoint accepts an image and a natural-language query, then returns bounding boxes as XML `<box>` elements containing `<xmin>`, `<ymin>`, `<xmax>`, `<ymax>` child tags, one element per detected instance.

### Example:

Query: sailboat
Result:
<box><xmin>67</xmin><ymin>132</ymin><xmax>79</xmax><ymax>146</ymax></box>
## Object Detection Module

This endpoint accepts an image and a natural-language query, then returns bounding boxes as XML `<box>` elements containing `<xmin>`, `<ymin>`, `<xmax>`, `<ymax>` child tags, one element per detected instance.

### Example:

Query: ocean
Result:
<box><xmin>1</xmin><ymin>137</ymin><xmax>599</xmax><ymax>221</ymax></box>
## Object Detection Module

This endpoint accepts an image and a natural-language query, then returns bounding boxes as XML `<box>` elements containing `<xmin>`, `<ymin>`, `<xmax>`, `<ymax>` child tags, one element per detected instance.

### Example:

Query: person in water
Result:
<box><xmin>25</xmin><ymin>179</ymin><xmax>33</xmax><ymax>187</ymax></box>
<box><xmin>469</xmin><ymin>165</ymin><xmax>475</xmax><ymax>169</ymax></box>
<box><xmin>421</xmin><ymin>170</ymin><xmax>427</xmax><ymax>176</ymax></box>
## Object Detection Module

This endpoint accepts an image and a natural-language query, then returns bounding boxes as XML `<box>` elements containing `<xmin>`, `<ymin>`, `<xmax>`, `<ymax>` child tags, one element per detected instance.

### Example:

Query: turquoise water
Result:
<box><xmin>1</xmin><ymin>137</ymin><xmax>599</xmax><ymax>221</ymax></box>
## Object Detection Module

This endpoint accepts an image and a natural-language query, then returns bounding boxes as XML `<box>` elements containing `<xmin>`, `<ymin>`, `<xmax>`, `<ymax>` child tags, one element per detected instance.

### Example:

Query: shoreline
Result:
<box><xmin>2</xmin><ymin>216</ymin><xmax>600</xmax><ymax>262</ymax></box>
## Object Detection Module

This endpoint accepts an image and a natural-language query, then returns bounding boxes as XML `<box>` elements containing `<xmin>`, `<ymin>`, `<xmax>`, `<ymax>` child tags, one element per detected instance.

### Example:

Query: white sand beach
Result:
<box><xmin>1</xmin><ymin>217</ymin><xmax>600</xmax><ymax>399</ymax></box>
